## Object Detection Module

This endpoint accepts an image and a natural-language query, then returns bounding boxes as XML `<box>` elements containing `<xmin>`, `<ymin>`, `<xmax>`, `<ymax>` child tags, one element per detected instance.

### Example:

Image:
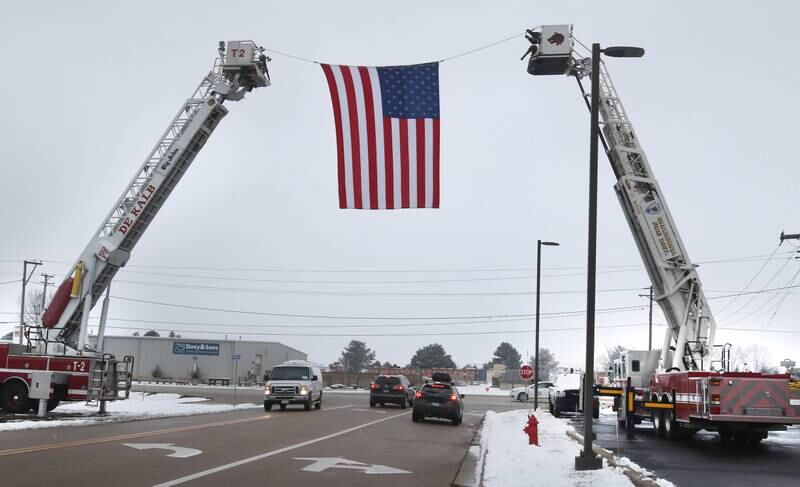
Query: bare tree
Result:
<box><xmin>598</xmin><ymin>345</ymin><xmax>628</xmax><ymax>372</ymax></box>
<box><xmin>23</xmin><ymin>288</ymin><xmax>52</xmax><ymax>326</ymax></box>
<box><xmin>730</xmin><ymin>344</ymin><xmax>774</xmax><ymax>372</ymax></box>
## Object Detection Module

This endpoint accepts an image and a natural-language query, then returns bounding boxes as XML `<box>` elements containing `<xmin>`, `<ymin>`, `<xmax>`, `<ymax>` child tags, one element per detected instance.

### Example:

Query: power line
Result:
<box><xmin>111</xmin><ymin>295</ymin><xmax>646</xmax><ymax>321</ymax></box>
<box><xmin>715</xmin><ymin>244</ymin><xmax>782</xmax><ymax>314</ymax></box>
<box><xmin>111</xmin><ymin>278</ymin><xmax>649</xmax><ymax>297</ymax></box>
<box><xmin>100</xmin><ymin>321</ymin><xmax>649</xmax><ymax>337</ymax></box>
<box><xmin>3</xmin><ymin>251</ymin><xmax>789</xmax><ymax>275</ymax></box>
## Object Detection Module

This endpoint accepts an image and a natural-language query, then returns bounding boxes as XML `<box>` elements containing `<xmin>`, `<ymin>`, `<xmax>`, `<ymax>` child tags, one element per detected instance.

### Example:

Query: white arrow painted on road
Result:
<box><xmin>123</xmin><ymin>443</ymin><xmax>202</xmax><ymax>458</ymax></box>
<box><xmin>294</xmin><ymin>457</ymin><xmax>411</xmax><ymax>475</ymax></box>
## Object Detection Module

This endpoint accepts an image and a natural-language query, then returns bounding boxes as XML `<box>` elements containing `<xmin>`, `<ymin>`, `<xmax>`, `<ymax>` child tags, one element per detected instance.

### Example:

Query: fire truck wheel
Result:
<box><xmin>652</xmin><ymin>409</ymin><xmax>666</xmax><ymax>438</ymax></box>
<box><xmin>0</xmin><ymin>381</ymin><xmax>31</xmax><ymax>414</ymax></box>
<box><xmin>46</xmin><ymin>399</ymin><xmax>60</xmax><ymax>412</ymax></box>
<box><xmin>664</xmin><ymin>409</ymin><xmax>682</xmax><ymax>440</ymax></box>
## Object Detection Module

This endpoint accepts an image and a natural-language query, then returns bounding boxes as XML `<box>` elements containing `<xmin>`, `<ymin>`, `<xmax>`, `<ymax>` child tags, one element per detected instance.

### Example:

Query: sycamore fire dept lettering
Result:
<box><xmin>642</xmin><ymin>200</ymin><xmax>682</xmax><ymax>260</ymax></box>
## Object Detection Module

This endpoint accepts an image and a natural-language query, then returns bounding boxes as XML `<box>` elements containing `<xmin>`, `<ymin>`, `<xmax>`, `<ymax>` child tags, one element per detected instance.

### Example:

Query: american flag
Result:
<box><xmin>321</xmin><ymin>62</ymin><xmax>440</xmax><ymax>209</ymax></box>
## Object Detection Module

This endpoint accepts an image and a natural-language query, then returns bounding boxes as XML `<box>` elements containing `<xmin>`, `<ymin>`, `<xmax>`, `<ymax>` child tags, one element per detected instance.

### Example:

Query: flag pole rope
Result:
<box><xmin>265</xmin><ymin>31</ymin><xmax>524</xmax><ymax>66</ymax></box>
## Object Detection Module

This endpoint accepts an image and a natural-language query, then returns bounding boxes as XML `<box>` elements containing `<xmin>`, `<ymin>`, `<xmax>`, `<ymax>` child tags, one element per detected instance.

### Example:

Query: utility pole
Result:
<box><xmin>19</xmin><ymin>260</ymin><xmax>42</xmax><ymax>345</ymax></box>
<box><xmin>40</xmin><ymin>273</ymin><xmax>54</xmax><ymax>319</ymax></box>
<box><xmin>638</xmin><ymin>286</ymin><xmax>654</xmax><ymax>350</ymax></box>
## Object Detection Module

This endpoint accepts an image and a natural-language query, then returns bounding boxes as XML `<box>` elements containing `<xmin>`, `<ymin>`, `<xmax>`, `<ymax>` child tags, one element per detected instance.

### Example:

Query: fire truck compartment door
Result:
<box><xmin>29</xmin><ymin>372</ymin><xmax>53</xmax><ymax>399</ymax></box>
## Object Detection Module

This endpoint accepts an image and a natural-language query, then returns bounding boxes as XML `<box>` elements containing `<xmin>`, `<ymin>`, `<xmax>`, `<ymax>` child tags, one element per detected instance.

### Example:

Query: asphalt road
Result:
<box><xmin>571</xmin><ymin>413</ymin><xmax>800</xmax><ymax>487</ymax></box>
<box><xmin>0</xmin><ymin>388</ymin><xmax>520</xmax><ymax>487</ymax></box>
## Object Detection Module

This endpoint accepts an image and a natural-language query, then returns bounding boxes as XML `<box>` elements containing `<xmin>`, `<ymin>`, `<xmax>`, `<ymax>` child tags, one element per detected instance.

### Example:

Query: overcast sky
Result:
<box><xmin>1</xmin><ymin>1</ymin><xmax>799</xmax><ymax>370</ymax></box>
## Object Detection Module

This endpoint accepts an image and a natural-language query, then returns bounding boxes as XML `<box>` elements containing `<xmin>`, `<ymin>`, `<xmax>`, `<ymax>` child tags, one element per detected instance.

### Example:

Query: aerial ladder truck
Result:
<box><xmin>0</xmin><ymin>41</ymin><xmax>270</xmax><ymax>415</ymax></box>
<box><xmin>525</xmin><ymin>25</ymin><xmax>800</xmax><ymax>442</ymax></box>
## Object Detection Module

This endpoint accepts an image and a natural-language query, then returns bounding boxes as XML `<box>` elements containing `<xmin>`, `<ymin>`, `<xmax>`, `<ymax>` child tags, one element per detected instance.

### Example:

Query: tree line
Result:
<box><xmin>330</xmin><ymin>339</ymin><xmax>559</xmax><ymax>377</ymax></box>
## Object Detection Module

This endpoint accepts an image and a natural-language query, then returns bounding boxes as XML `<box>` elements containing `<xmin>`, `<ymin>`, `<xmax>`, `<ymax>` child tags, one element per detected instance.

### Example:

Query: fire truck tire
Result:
<box><xmin>652</xmin><ymin>409</ymin><xmax>666</xmax><ymax>438</ymax></box>
<box><xmin>0</xmin><ymin>381</ymin><xmax>31</xmax><ymax>414</ymax></box>
<box><xmin>46</xmin><ymin>399</ymin><xmax>59</xmax><ymax>412</ymax></box>
<box><xmin>664</xmin><ymin>409</ymin><xmax>682</xmax><ymax>440</ymax></box>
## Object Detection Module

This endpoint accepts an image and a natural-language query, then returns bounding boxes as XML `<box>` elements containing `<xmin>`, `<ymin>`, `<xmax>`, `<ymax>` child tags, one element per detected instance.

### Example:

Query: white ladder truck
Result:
<box><xmin>0</xmin><ymin>41</ymin><xmax>269</xmax><ymax>415</ymax></box>
<box><xmin>525</xmin><ymin>26</ymin><xmax>800</xmax><ymax>442</ymax></box>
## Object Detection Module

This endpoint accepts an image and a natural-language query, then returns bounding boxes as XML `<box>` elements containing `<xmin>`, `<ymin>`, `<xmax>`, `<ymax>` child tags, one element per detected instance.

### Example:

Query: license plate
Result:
<box><xmin>281</xmin><ymin>400</ymin><xmax>289</xmax><ymax>405</ymax></box>
<box><xmin>431</xmin><ymin>402</ymin><xmax>441</xmax><ymax>407</ymax></box>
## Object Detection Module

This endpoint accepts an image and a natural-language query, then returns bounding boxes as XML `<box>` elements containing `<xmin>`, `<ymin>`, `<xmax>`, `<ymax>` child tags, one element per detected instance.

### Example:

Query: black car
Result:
<box><xmin>548</xmin><ymin>373</ymin><xmax>599</xmax><ymax>419</ymax></box>
<box><xmin>412</xmin><ymin>382</ymin><xmax>464</xmax><ymax>425</ymax></box>
<box><xmin>370</xmin><ymin>375</ymin><xmax>415</xmax><ymax>408</ymax></box>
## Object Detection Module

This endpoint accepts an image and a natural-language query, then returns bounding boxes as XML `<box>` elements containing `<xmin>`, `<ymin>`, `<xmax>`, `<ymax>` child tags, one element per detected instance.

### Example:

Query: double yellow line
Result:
<box><xmin>0</xmin><ymin>415</ymin><xmax>271</xmax><ymax>457</ymax></box>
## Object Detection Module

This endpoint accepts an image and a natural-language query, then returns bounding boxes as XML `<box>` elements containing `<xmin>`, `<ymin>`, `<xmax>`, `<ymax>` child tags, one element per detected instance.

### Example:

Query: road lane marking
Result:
<box><xmin>154</xmin><ymin>411</ymin><xmax>412</xmax><ymax>487</ymax></box>
<box><xmin>0</xmin><ymin>416</ymin><xmax>272</xmax><ymax>457</ymax></box>
<box><xmin>295</xmin><ymin>457</ymin><xmax>411</xmax><ymax>474</ymax></box>
<box><xmin>352</xmin><ymin>408</ymin><xmax>387</xmax><ymax>414</ymax></box>
<box><xmin>123</xmin><ymin>443</ymin><xmax>202</xmax><ymax>458</ymax></box>
<box><xmin>0</xmin><ymin>404</ymin><xmax>355</xmax><ymax>458</ymax></box>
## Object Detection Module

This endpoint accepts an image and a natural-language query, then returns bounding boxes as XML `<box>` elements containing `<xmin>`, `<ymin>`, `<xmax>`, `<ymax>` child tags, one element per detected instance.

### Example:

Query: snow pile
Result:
<box><xmin>0</xmin><ymin>392</ymin><xmax>259</xmax><ymax>432</ymax></box>
<box><xmin>457</xmin><ymin>385</ymin><xmax>510</xmax><ymax>397</ymax></box>
<box><xmin>480</xmin><ymin>409</ymin><xmax>633</xmax><ymax>487</ymax></box>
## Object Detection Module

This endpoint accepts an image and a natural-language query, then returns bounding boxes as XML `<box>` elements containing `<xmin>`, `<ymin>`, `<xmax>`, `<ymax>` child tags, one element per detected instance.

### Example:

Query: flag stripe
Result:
<box><xmin>367</xmin><ymin>67</ymin><xmax>386</xmax><ymax>209</ymax></box>
<box><xmin>408</xmin><ymin>121</ymin><xmax>417</xmax><ymax>208</ymax></box>
<box><xmin>399</xmin><ymin>119</ymin><xmax>410</xmax><ymax>208</ymax></box>
<box><xmin>330</xmin><ymin>66</ymin><xmax>355</xmax><ymax>208</ymax></box>
<box><xmin>391</xmin><ymin>118</ymin><xmax>402</xmax><ymax>209</ymax></box>
<box><xmin>416</xmin><ymin>118</ymin><xmax>426</xmax><ymax>208</ymax></box>
<box><xmin>340</xmin><ymin>66</ymin><xmax>363</xmax><ymax>208</ymax></box>
<box><xmin>348</xmin><ymin>66</ymin><xmax>370</xmax><ymax>208</ymax></box>
<box><xmin>433</xmin><ymin>118</ymin><xmax>440</xmax><ymax>208</ymax></box>
<box><xmin>382</xmin><ymin>117</ymin><xmax>394</xmax><ymax>209</ymax></box>
<box><xmin>424</xmin><ymin>118</ymin><xmax>433</xmax><ymax>208</ymax></box>
<box><xmin>357</xmin><ymin>67</ymin><xmax>379</xmax><ymax>209</ymax></box>
<box><xmin>320</xmin><ymin>64</ymin><xmax>347</xmax><ymax>208</ymax></box>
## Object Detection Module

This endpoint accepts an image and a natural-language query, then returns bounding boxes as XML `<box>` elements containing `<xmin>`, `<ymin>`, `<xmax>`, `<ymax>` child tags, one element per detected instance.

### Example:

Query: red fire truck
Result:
<box><xmin>0</xmin><ymin>41</ymin><xmax>270</xmax><ymax>415</ymax></box>
<box><xmin>526</xmin><ymin>25</ymin><xmax>800</xmax><ymax>442</ymax></box>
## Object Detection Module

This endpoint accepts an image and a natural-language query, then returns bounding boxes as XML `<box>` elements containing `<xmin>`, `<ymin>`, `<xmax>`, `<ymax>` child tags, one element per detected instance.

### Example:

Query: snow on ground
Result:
<box><xmin>480</xmin><ymin>409</ymin><xmax>633</xmax><ymax>487</ymax></box>
<box><xmin>457</xmin><ymin>385</ymin><xmax>510</xmax><ymax>397</ymax></box>
<box><xmin>0</xmin><ymin>392</ymin><xmax>259</xmax><ymax>432</ymax></box>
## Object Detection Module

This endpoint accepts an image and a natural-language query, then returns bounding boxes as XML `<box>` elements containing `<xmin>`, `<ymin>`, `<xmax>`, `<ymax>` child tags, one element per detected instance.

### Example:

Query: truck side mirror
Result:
<box><xmin>312</xmin><ymin>375</ymin><xmax>318</xmax><ymax>381</ymax></box>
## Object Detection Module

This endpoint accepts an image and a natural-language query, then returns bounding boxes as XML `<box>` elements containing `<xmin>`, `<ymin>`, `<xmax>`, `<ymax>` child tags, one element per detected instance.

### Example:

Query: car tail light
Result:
<box><xmin>415</xmin><ymin>391</ymin><xmax>423</xmax><ymax>399</ymax></box>
<box><xmin>449</xmin><ymin>394</ymin><xmax>458</xmax><ymax>401</ymax></box>
<box><xmin>710</xmin><ymin>406</ymin><xmax>721</xmax><ymax>414</ymax></box>
<box><xmin>392</xmin><ymin>385</ymin><xmax>405</xmax><ymax>392</ymax></box>
<box><xmin>711</xmin><ymin>393</ymin><xmax>721</xmax><ymax>406</ymax></box>
<box><xmin>370</xmin><ymin>383</ymin><xmax>379</xmax><ymax>390</ymax></box>
<box><xmin>709</xmin><ymin>377</ymin><xmax>722</xmax><ymax>386</ymax></box>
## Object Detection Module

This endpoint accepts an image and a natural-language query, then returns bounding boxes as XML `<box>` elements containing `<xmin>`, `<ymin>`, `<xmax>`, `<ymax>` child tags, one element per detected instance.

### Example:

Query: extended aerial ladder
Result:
<box><xmin>525</xmin><ymin>25</ymin><xmax>714</xmax><ymax>372</ymax></box>
<box><xmin>39</xmin><ymin>41</ymin><xmax>270</xmax><ymax>357</ymax></box>
<box><xmin>0</xmin><ymin>41</ymin><xmax>269</xmax><ymax>414</ymax></box>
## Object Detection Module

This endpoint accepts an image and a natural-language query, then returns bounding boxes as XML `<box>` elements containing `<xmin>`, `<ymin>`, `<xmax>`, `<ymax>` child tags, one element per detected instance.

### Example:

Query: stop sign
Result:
<box><xmin>519</xmin><ymin>364</ymin><xmax>534</xmax><ymax>380</ymax></box>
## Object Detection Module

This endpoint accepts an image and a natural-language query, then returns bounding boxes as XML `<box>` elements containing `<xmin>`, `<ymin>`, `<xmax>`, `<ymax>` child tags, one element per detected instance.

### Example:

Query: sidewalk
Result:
<box><xmin>474</xmin><ymin>409</ymin><xmax>673</xmax><ymax>487</ymax></box>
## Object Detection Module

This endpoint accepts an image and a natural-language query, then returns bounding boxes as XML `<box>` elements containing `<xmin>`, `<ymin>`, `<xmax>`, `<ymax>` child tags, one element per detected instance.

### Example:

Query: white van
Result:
<box><xmin>264</xmin><ymin>360</ymin><xmax>323</xmax><ymax>411</ymax></box>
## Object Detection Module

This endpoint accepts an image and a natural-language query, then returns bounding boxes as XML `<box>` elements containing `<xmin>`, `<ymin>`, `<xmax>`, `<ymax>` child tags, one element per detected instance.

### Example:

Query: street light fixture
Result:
<box><xmin>534</xmin><ymin>239</ymin><xmax>559</xmax><ymax>411</ymax></box>
<box><xmin>575</xmin><ymin>42</ymin><xmax>644</xmax><ymax>472</ymax></box>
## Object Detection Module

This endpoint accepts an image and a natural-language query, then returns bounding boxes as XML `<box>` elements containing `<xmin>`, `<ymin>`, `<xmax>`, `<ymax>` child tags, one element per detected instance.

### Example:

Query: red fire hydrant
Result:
<box><xmin>523</xmin><ymin>414</ymin><xmax>539</xmax><ymax>446</ymax></box>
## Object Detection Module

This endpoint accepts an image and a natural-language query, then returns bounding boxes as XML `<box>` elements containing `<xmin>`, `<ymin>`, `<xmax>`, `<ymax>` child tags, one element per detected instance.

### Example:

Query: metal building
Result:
<box><xmin>90</xmin><ymin>335</ymin><xmax>306</xmax><ymax>383</ymax></box>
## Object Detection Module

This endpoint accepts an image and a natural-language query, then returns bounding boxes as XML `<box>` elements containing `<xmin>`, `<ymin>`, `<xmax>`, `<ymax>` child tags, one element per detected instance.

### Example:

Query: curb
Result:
<box><xmin>565</xmin><ymin>430</ymin><xmax>664</xmax><ymax>487</ymax></box>
<box><xmin>452</xmin><ymin>415</ymin><xmax>485</xmax><ymax>486</ymax></box>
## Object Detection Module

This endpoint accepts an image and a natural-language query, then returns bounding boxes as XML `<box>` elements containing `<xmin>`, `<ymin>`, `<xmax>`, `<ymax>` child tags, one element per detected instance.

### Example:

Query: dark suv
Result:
<box><xmin>412</xmin><ymin>382</ymin><xmax>464</xmax><ymax>425</ymax></box>
<box><xmin>370</xmin><ymin>375</ymin><xmax>415</xmax><ymax>408</ymax></box>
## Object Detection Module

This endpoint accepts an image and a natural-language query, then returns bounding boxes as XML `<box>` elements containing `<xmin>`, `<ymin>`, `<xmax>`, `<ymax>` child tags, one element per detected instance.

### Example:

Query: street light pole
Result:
<box><xmin>575</xmin><ymin>42</ymin><xmax>644</xmax><ymax>472</ymax></box>
<box><xmin>534</xmin><ymin>239</ymin><xmax>559</xmax><ymax>410</ymax></box>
